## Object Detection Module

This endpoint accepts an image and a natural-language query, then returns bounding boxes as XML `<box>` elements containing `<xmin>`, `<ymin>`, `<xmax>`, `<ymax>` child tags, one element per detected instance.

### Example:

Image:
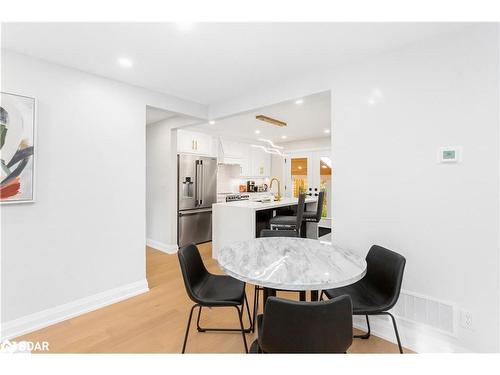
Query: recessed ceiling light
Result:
<box><xmin>298</xmin><ymin>166</ymin><xmax>303</xmax><ymax>170</ymax></box>
<box><xmin>295</xmin><ymin>99</ymin><xmax>304</xmax><ymax>105</ymax></box>
<box><xmin>324</xmin><ymin>129</ymin><xmax>331</xmax><ymax>134</ymax></box>
<box><xmin>117</xmin><ymin>58</ymin><xmax>133</xmax><ymax>68</ymax></box>
<box><xmin>175</xmin><ymin>22</ymin><xmax>195</xmax><ymax>32</ymax></box>
<box><xmin>255</xmin><ymin>130</ymin><xmax>261</xmax><ymax>134</ymax></box>
<box><xmin>281</xmin><ymin>135</ymin><xmax>287</xmax><ymax>140</ymax></box>
<box><xmin>208</xmin><ymin>120</ymin><xmax>215</xmax><ymax>125</ymax></box>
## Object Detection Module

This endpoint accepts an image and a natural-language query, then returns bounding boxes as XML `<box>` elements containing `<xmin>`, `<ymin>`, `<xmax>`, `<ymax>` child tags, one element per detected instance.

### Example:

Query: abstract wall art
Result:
<box><xmin>1</xmin><ymin>92</ymin><xmax>36</xmax><ymax>204</ymax></box>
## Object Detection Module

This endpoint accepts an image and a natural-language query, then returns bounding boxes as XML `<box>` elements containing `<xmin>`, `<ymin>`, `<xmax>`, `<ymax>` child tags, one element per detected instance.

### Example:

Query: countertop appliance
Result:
<box><xmin>247</xmin><ymin>180</ymin><xmax>256</xmax><ymax>192</ymax></box>
<box><xmin>225</xmin><ymin>193</ymin><xmax>250</xmax><ymax>202</ymax></box>
<box><xmin>178</xmin><ymin>155</ymin><xmax>217</xmax><ymax>247</ymax></box>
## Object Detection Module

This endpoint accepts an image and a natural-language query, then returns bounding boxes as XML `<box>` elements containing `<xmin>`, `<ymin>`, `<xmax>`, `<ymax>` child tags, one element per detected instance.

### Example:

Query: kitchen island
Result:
<box><xmin>212</xmin><ymin>197</ymin><xmax>318</xmax><ymax>259</ymax></box>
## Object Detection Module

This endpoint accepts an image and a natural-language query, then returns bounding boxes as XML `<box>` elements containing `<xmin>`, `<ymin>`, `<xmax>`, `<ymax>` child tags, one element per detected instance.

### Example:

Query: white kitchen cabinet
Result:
<box><xmin>177</xmin><ymin>129</ymin><xmax>213</xmax><ymax>156</ymax></box>
<box><xmin>218</xmin><ymin>137</ymin><xmax>271</xmax><ymax>177</ymax></box>
<box><xmin>250</xmin><ymin>147</ymin><xmax>271</xmax><ymax>177</ymax></box>
<box><xmin>240</xmin><ymin>145</ymin><xmax>252</xmax><ymax>176</ymax></box>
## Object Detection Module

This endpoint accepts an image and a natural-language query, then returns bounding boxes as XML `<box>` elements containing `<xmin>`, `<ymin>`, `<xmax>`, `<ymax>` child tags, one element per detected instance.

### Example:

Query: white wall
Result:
<box><xmin>331</xmin><ymin>25</ymin><xmax>499</xmax><ymax>353</ymax></box>
<box><xmin>146</xmin><ymin>119</ymin><xmax>175</xmax><ymax>252</ymax></box>
<box><xmin>279</xmin><ymin>136</ymin><xmax>331</xmax><ymax>151</ymax></box>
<box><xmin>0</xmin><ymin>50</ymin><xmax>207</xmax><ymax>337</ymax></box>
<box><xmin>211</xmin><ymin>25</ymin><xmax>500</xmax><ymax>352</ymax></box>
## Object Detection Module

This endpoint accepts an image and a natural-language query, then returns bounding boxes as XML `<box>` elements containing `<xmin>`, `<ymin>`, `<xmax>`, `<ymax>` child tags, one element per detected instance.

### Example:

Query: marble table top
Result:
<box><xmin>217</xmin><ymin>237</ymin><xmax>367</xmax><ymax>291</ymax></box>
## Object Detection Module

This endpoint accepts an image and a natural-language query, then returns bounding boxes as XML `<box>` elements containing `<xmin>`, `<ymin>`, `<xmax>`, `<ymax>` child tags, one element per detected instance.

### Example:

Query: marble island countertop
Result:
<box><xmin>213</xmin><ymin>196</ymin><xmax>317</xmax><ymax>211</ymax></box>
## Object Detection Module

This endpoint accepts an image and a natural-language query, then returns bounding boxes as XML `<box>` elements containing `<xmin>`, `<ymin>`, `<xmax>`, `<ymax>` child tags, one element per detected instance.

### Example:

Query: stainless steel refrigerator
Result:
<box><xmin>177</xmin><ymin>155</ymin><xmax>217</xmax><ymax>247</ymax></box>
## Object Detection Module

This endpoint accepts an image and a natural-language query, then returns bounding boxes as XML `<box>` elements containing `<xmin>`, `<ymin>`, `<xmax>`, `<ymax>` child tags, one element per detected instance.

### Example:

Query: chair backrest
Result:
<box><xmin>177</xmin><ymin>243</ymin><xmax>209</xmax><ymax>303</ymax></box>
<box><xmin>259</xmin><ymin>229</ymin><xmax>298</xmax><ymax>238</ymax></box>
<box><xmin>295</xmin><ymin>193</ymin><xmax>306</xmax><ymax>230</ymax></box>
<box><xmin>314</xmin><ymin>191</ymin><xmax>325</xmax><ymax>221</ymax></box>
<box><xmin>259</xmin><ymin>296</ymin><xmax>353</xmax><ymax>353</ymax></box>
<box><xmin>364</xmin><ymin>245</ymin><xmax>406</xmax><ymax>309</ymax></box>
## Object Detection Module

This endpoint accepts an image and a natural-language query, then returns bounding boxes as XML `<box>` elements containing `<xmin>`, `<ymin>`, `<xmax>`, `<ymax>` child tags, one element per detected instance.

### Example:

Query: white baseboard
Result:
<box><xmin>353</xmin><ymin>314</ymin><xmax>470</xmax><ymax>353</ymax></box>
<box><xmin>146</xmin><ymin>239</ymin><xmax>178</xmax><ymax>254</ymax></box>
<box><xmin>1</xmin><ymin>279</ymin><xmax>149</xmax><ymax>341</ymax></box>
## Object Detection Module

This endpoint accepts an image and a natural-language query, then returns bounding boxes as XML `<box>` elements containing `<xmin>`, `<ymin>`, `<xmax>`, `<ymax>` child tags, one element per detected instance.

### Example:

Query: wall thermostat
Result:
<box><xmin>438</xmin><ymin>146</ymin><xmax>461</xmax><ymax>163</ymax></box>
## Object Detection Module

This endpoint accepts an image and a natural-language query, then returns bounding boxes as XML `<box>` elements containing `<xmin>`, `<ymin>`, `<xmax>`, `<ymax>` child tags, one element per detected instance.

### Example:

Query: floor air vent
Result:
<box><xmin>392</xmin><ymin>290</ymin><xmax>456</xmax><ymax>336</ymax></box>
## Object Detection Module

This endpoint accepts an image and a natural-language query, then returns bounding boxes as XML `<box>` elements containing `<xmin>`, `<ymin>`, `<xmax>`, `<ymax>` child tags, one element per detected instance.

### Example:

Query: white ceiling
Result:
<box><xmin>189</xmin><ymin>91</ymin><xmax>330</xmax><ymax>143</ymax></box>
<box><xmin>2</xmin><ymin>23</ymin><xmax>468</xmax><ymax>105</ymax></box>
<box><xmin>146</xmin><ymin>106</ymin><xmax>177</xmax><ymax>125</ymax></box>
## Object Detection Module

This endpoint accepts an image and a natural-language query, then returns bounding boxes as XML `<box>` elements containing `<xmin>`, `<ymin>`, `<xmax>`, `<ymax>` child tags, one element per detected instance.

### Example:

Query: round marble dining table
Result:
<box><xmin>217</xmin><ymin>237</ymin><xmax>367</xmax><ymax>301</ymax></box>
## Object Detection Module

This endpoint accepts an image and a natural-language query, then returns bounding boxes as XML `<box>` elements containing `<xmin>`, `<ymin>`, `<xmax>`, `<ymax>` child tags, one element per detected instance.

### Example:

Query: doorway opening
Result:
<box><xmin>183</xmin><ymin>89</ymin><xmax>333</xmax><ymax>241</ymax></box>
<box><xmin>145</xmin><ymin>105</ymin><xmax>203</xmax><ymax>256</ymax></box>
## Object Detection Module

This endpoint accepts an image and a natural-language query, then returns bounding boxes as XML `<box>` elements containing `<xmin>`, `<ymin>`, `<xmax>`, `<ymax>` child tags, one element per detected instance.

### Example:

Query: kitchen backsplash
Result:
<box><xmin>217</xmin><ymin>164</ymin><xmax>269</xmax><ymax>193</ymax></box>
<box><xmin>217</xmin><ymin>164</ymin><xmax>241</xmax><ymax>193</ymax></box>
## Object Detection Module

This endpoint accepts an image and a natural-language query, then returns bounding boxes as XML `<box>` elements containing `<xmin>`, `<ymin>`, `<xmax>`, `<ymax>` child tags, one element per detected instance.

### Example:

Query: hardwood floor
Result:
<box><xmin>17</xmin><ymin>243</ymin><xmax>406</xmax><ymax>353</ymax></box>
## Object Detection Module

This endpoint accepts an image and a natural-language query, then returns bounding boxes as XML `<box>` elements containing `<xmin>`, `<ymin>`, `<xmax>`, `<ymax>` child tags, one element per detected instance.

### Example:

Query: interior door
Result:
<box><xmin>286</xmin><ymin>153</ymin><xmax>313</xmax><ymax>198</ymax></box>
<box><xmin>314</xmin><ymin>151</ymin><xmax>332</xmax><ymax>221</ymax></box>
<box><xmin>285</xmin><ymin>150</ymin><xmax>332</xmax><ymax>220</ymax></box>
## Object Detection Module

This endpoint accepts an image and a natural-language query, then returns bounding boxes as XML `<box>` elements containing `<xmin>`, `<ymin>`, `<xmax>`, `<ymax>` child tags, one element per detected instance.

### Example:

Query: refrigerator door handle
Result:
<box><xmin>195</xmin><ymin>160</ymin><xmax>203</xmax><ymax>206</ymax></box>
<box><xmin>179</xmin><ymin>208</ymin><xmax>212</xmax><ymax>216</ymax></box>
<box><xmin>194</xmin><ymin>160</ymin><xmax>198</xmax><ymax>206</ymax></box>
<box><xmin>199</xmin><ymin>160</ymin><xmax>204</xmax><ymax>206</ymax></box>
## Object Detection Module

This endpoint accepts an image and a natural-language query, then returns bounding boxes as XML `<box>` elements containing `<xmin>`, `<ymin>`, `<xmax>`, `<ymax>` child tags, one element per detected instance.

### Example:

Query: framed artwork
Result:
<box><xmin>1</xmin><ymin>92</ymin><xmax>36</xmax><ymax>204</ymax></box>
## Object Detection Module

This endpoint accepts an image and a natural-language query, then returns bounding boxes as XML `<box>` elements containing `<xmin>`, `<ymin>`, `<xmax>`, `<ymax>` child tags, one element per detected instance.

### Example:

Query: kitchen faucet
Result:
<box><xmin>269</xmin><ymin>177</ymin><xmax>282</xmax><ymax>201</ymax></box>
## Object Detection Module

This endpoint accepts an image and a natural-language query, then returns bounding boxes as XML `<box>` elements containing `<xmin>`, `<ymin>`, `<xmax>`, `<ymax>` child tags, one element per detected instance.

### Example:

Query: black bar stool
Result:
<box><xmin>300</xmin><ymin>191</ymin><xmax>325</xmax><ymax>238</ymax></box>
<box><xmin>269</xmin><ymin>193</ymin><xmax>306</xmax><ymax>237</ymax></box>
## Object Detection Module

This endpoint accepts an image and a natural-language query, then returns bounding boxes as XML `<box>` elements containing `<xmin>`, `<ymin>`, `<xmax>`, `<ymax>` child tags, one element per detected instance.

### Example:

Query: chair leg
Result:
<box><xmin>310</xmin><ymin>290</ymin><xmax>319</xmax><ymax>301</ymax></box>
<box><xmin>252</xmin><ymin>286</ymin><xmax>260</xmax><ymax>333</ymax></box>
<box><xmin>299</xmin><ymin>291</ymin><xmax>306</xmax><ymax>301</ymax></box>
<box><xmin>319</xmin><ymin>290</ymin><xmax>324</xmax><ymax>301</ymax></box>
<box><xmin>234</xmin><ymin>306</ymin><xmax>249</xmax><ymax>353</ymax></box>
<box><xmin>385</xmin><ymin>312</ymin><xmax>403</xmax><ymax>354</ymax></box>
<box><xmin>196</xmin><ymin>306</ymin><xmax>204</xmax><ymax>332</ymax></box>
<box><xmin>182</xmin><ymin>304</ymin><xmax>199</xmax><ymax>353</ymax></box>
<box><xmin>244</xmin><ymin>292</ymin><xmax>253</xmax><ymax>331</ymax></box>
<box><xmin>196</xmin><ymin>300</ymin><xmax>251</xmax><ymax>333</ymax></box>
<box><xmin>354</xmin><ymin>314</ymin><xmax>371</xmax><ymax>339</ymax></box>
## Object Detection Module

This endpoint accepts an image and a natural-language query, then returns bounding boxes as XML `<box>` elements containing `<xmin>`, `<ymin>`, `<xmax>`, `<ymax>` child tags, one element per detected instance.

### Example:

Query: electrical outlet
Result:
<box><xmin>460</xmin><ymin>310</ymin><xmax>473</xmax><ymax>330</ymax></box>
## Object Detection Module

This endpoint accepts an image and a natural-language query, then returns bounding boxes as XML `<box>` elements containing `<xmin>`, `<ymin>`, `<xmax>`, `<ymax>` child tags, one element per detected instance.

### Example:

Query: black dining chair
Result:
<box><xmin>177</xmin><ymin>243</ymin><xmax>252</xmax><ymax>353</ymax></box>
<box><xmin>269</xmin><ymin>193</ymin><xmax>306</xmax><ymax>237</ymax></box>
<box><xmin>320</xmin><ymin>245</ymin><xmax>406</xmax><ymax>353</ymax></box>
<box><xmin>250</xmin><ymin>295</ymin><xmax>353</xmax><ymax>353</ymax></box>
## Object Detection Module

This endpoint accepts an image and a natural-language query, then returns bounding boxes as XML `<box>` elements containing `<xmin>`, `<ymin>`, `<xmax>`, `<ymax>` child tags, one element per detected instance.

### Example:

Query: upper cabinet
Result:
<box><xmin>218</xmin><ymin>138</ymin><xmax>271</xmax><ymax>177</ymax></box>
<box><xmin>250</xmin><ymin>147</ymin><xmax>271</xmax><ymax>177</ymax></box>
<box><xmin>177</xmin><ymin>129</ymin><xmax>214</xmax><ymax>156</ymax></box>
